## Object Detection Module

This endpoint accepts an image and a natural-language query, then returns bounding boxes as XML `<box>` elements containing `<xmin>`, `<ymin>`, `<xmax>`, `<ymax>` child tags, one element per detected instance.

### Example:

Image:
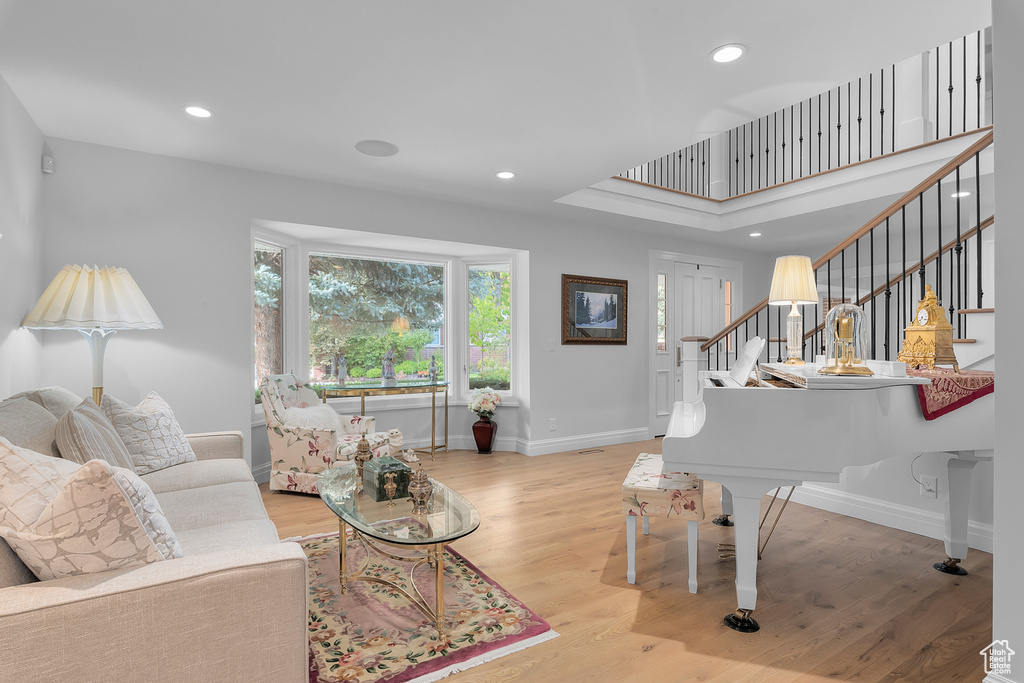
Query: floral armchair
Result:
<box><xmin>260</xmin><ymin>375</ymin><xmax>403</xmax><ymax>494</ymax></box>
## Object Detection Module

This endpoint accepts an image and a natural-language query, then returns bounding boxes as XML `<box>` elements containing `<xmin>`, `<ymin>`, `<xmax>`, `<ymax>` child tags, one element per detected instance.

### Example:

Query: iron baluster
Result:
<box><xmin>870</xmin><ymin>230</ymin><xmax>876</xmax><ymax>360</ymax></box>
<box><xmin>976</xmin><ymin>152</ymin><xmax>983</xmax><ymax>307</ymax></box>
<box><xmin>976</xmin><ymin>30</ymin><xmax>983</xmax><ymax>129</ymax></box>
<box><xmin>948</xmin><ymin>41</ymin><xmax>954</xmax><ymax>138</ymax></box>
<box><xmin>857</xmin><ymin>78</ymin><xmax>863</xmax><ymax>162</ymax></box>
<box><xmin>884</xmin><ymin>217</ymin><xmax>891</xmax><ymax>360</ymax></box>
<box><xmin>902</xmin><ymin>206</ymin><xmax>908</xmax><ymax>332</ymax></box>
<box><xmin>918</xmin><ymin>194</ymin><xmax>926</xmax><ymax>299</ymax></box>
<box><xmin>954</xmin><ymin>166</ymin><xmax>963</xmax><ymax>337</ymax></box>
<box><xmin>880</xmin><ymin>68</ymin><xmax>886</xmax><ymax>156</ymax></box>
<box><xmin>817</xmin><ymin>94</ymin><xmax>822</xmax><ymax>173</ymax></box>
<box><xmin>937</xmin><ymin>179</ymin><xmax>943</xmax><ymax>304</ymax></box>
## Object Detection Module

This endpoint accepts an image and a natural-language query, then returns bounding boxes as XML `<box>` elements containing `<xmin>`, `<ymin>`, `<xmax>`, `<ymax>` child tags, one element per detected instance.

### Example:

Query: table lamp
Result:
<box><xmin>22</xmin><ymin>265</ymin><xmax>163</xmax><ymax>403</ymax></box>
<box><xmin>768</xmin><ymin>255</ymin><xmax>818</xmax><ymax>365</ymax></box>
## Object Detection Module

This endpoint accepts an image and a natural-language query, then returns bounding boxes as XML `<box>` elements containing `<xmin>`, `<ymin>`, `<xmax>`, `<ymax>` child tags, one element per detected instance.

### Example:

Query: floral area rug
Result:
<box><xmin>301</xmin><ymin>532</ymin><xmax>557</xmax><ymax>683</ymax></box>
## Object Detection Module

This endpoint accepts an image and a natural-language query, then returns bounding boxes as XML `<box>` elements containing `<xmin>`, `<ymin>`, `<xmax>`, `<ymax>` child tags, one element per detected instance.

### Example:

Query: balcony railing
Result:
<box><xmin>619</xmin><ymin>29</ymin><xmax>990</xmax><ymax>200</ymax></box>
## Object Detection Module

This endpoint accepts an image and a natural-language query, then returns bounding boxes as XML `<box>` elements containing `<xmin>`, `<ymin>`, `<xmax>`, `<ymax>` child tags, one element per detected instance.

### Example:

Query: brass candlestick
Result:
<box><xmin>354</xmin><ymin>435</ymin><xmax>371</xmax><ymax>487</ymax></box>
<box><xmin>408</xmin><ymin>466</ymin><xmax>433</xmax><ymax>514</ymax></box>
<box><xmin>384</xmin><ymin>472</ymin><xmax>398</xmax><ymax>508</ymax></box>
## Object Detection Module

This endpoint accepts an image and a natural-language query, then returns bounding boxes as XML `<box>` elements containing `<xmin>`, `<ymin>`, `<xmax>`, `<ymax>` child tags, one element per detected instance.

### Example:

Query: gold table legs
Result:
<box><xmin>337</xmin><ymin>518</ymin><xmax>449</xmax><ymax>641</ymax></box>
<box><xmin>412</xmin><ymin>387</ymin><xmax>449</xmax><ymax>461</ymax></box>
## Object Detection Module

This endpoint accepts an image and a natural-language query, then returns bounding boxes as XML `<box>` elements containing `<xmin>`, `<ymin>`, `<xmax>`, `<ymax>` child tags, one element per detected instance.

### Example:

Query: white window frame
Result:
<box><xmin>252</xmin><ymin>222</ymin><xmax>524</xmax><ymax>414</ymax></box>
<box><xmin>462</xmin><ymin>259</ymin><xmax>515</xmax><ymax>400</ymax></box>
<box><xmin>251</xmin><ymin>231</ymin><xmax>300</xmax><ymax>421</ymax></box>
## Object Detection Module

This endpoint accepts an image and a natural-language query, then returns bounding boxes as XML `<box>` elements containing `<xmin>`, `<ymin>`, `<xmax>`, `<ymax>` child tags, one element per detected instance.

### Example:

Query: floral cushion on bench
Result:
<box><xmin>622</xmin><ymin>452</ymin><xmax>704</xmax><ymax>520</ymax></box>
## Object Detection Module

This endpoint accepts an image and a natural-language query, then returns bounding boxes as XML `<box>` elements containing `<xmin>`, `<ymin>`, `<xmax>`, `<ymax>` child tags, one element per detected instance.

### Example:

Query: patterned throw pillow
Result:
<box><xmin>0</xmin><ymin>437</ymin><xmax>182</xmax><ymax>580</ymax></box>
<box><xmin>0</xmin><ymin>436</ymin><xmax>80</xmax><ymax>531</ymax></box>
<box><xmin>101</xmin><ymin>392</ymin><xmax>197</xmax><ymax>475</ymax></box>
<box><xmin>56</xmin><ymin>399</ymin><xmax>137</xmax><ymax>472</ymax></box>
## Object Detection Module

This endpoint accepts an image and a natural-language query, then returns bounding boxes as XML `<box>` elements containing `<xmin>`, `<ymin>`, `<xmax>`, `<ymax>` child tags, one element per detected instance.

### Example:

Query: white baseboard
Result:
<box><xmin>790</xmin><ymin>483</ymin><xmax>993</xmax><ymax>553</ymax></box>
<box><xmin>521</xmin><ymin>428</ymin><xmax>650</xmax><ymax>456</ymax></box>
<box><xmin>251</xmin><ymin>459</ymin><xmax>271</xmax><ymax>485</ymax></box>
<box><xmin>401</xmin><ymin>428</ymin><xmax>647</xmax><ymax>457</ymax></box>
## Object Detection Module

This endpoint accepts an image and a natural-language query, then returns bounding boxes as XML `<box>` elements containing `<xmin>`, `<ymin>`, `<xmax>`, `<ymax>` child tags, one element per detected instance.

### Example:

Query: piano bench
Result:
<box><xmin>622</xmin><ymin>452</ymin><xmax>705</xmax><ymax>593</ymax></box>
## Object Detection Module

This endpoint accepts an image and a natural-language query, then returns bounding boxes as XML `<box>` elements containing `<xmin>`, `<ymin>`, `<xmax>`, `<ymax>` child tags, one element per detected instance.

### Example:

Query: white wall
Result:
<box><xmin>0</xmin><ymin>74</ymin><xmax>44</xmax><ymax>397</ymax></box>
<box><xmin>991</xmin><ymin>1</ymin><xmax>1022</xmax><ymax>679</ymax></box>
<box><xmin>32</xmin><ymin>137</ymin><xmax>768</xmax><ymax>474</ymax></box>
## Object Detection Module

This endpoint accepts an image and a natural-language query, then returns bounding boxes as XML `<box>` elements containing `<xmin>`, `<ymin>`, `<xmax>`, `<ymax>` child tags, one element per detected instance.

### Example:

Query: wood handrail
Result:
<box><xmin>700</xmin><ymin>130</ymin><xmax>994</xmax><ymax>353</ymax></box>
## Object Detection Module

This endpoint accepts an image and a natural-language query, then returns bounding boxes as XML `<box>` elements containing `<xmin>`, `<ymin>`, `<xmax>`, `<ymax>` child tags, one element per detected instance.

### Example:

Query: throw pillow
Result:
<box><xmin>0</xmin><ymin>456</ymin><xmax>182</xmax><ymax>581</ymax></box>
<box><xmin>0</xmin><ymin>436</ymin><xmax>80</xmax><ymax>531</ymax></box>
<box><xmin>56</xmin><ymin>399</ymin><xmax>137</xmax><ymax>472</ymax></box>
<box><xmin>101</xmin><ymin>392</ymin><xmax>197</xmax><ymax>475</ymax></box>
<box><xmin>0</xmin><ymin>397</ymin><xmax>61</xmax><ymax>459</ymax></box>
<box><xmin>280</xmin><ymin>404</ymin><xmax>342</xmax><ymax>431</ymax></box>
<box><xmin>6</xmin><ymin>386</ymin><xmax>83</xmax><ymax>422</ymax></box>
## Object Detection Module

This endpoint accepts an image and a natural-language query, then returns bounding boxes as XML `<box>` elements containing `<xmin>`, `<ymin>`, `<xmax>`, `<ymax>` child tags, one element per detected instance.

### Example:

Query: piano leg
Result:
<box><xmin>713</xmin><ymin>485</ymin><xmax>734</xmax><ymax>526</ymax></box>
<box><xmin>935</xmin><ymin>450</ymin><xmax>991</xmax><ymax>575</ymax></box>
<box><xmin>718</xmin><ymin>478</ymin><xmax>792</xmax><ymax>633</ymax></box>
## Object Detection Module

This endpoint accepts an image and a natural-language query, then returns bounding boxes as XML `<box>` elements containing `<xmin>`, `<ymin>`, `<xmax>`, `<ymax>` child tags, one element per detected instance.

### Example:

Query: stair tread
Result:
<box><xmin>958</xmin><ymin>308</ymin><xmax>994</xmax><ymax>314</ymax></box>
<box><xmin>952</xmin><ymin>338</ymin><xmax>977</xmax><ymax>344</ymax></box>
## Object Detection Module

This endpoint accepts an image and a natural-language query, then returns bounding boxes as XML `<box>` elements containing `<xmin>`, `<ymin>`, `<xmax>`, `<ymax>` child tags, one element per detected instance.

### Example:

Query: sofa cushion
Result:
<box><xmin>55</xmin><ymin>399</ymin><xmax>136</xmax><ymax>472</ymax></box>
<box><xmin>141</xmin><ymin>458</ymin><xmax>255</xmax><ymax>495</ymax></box>
<box><xmin>173</xmin><ymin>519</ymin><xmax>281</xmax><ymax>555</ymax></box>
<box><xmin>156</xmin><ymin>481</ymin><xmax>271</xmax><ymax>533</ymax></box>
<box><xmin>6</xmin><ymin>386</ymin><xmax>83</xmax><ymax>422</ymax></box>
<box><xmin>101</xmin><ymin>392</ymin><xmax>197</xmax><ymax>475</ymax></box>
<box><xmin>0</xmin><ymin>440</ymin><xmax>182</xmax><ymax>580</ymax></box>
<box><xmin>0</xmin><ymin>398</ymin><xmax>60</xmax><ymax>459</ymax></box>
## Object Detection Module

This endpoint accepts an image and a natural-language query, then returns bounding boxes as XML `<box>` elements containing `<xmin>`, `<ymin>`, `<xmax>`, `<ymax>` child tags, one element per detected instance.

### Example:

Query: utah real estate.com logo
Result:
<box><xmin>981</xmin><ymin>640</ymin><xmax>1015</xmax><ymax>677</ymax></box>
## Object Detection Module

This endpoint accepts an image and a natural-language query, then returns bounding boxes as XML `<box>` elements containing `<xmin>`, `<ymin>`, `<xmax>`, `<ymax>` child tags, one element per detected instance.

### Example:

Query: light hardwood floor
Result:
<box><xmin>261</xmin><ymin>439</ymin><xmax>992</xmax><ymax>682</ymax></box>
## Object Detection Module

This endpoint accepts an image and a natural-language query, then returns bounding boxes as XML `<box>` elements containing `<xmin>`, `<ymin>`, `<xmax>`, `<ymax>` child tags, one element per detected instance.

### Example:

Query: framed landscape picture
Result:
<box><xmin>561</xmin><ymin>274</ymin><xmax>627</xmax><ymax>344</ymax></box>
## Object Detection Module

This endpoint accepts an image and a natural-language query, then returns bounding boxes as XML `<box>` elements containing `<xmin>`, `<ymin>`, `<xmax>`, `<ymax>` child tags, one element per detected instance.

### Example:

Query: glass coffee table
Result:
<box><xmin>317</xmin><ymin>466</ymin><xmax>480</xmax><ymax>641</ymax></box>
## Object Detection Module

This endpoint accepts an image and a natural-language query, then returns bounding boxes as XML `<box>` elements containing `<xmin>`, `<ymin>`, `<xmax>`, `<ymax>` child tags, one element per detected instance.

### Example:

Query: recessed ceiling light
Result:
<box><xmin>183</xmin><ymin>105</ymin><xmax>212</xmax><ymax>118</ymax></box>
<box><xmin>355</xmin><ymin>140</ymin><xmax>399</xmax><ymax>157</ymax></box>
<box><xmin>711</xmin><ymin>44</ymin><xmax>746</xmax><ymax>63</ymax></box>
<box><xmin>951</xmin><ymin>191</ymin><xmax>971</xmax><ymax>198</ymax></box>
<box><xmin>496</xmin><ymin>171</ymin><xmax>516</xmax><ymax>179</ymax></box>
<box><xmin>749</xmin><ymin>232</ymin><xmax>762</xmax><ymax>237</ymax></box>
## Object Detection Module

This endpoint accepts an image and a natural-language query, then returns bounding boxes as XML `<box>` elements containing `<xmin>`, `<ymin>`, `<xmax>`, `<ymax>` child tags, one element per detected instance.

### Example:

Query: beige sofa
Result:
<box><xmin>0</xmin><ymin>388</ymin><xmax>308</xmax><ymax>682</ymax></box>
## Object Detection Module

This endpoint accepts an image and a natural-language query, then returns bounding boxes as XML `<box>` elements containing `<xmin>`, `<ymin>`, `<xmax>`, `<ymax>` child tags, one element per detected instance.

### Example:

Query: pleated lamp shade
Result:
<box><xmin>768</xmin><ymin>255</ymin><xmax>818</xmax><ymax>305</ymax></box>
<box><xmin>22</xmin><ymin>265</ymin><xmax>163</xmax><ymax>330</ymax></box>
<box><xmin>22</xmin><ymin>265</ymin><xmax>162</xmax><ymax>404</ymax></box>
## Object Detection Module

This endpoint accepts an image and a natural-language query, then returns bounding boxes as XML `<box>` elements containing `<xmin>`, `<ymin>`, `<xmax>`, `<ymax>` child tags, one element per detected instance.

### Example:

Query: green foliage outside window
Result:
<box><xmin>308</xmin><ymin>254</ymin><xmax>444</xmax><ymax>384</ymax></box>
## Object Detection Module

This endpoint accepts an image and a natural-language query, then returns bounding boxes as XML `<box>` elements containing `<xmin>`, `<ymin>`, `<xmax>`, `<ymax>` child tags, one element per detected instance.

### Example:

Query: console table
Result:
<box><xmin>323</xmin><ymin>381</ymin><xmax>449</xmax><ymax>460</ymax></box>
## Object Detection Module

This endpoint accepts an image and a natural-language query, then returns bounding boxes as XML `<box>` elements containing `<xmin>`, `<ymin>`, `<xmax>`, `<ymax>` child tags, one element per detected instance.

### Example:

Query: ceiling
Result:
<box><xmin>0</xmin><ymin>1</ymin><xmax>992</xmax><ymax>247</ymax></box>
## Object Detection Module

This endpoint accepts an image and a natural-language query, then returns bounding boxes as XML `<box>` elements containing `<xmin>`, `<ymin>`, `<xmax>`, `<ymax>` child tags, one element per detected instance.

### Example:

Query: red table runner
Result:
<box><xmin>906</xmin><ymin>367</ymin><xmax>994</xmax><ymax>421</ymax></box>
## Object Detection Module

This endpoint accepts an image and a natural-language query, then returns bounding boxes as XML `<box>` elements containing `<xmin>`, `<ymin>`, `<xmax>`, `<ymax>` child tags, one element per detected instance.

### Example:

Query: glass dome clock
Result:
<box><xmin>818</xmin><ymin>303</ymin><xmax>874</xmax><ymax>376</ymax></box>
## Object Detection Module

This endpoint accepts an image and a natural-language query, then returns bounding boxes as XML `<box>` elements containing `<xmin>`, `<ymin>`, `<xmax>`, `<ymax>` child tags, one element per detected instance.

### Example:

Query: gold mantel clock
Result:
<box><xmin>897</xmin><ymin>285</ymin><xmax>959</xmax><ymax>371</ymax></box>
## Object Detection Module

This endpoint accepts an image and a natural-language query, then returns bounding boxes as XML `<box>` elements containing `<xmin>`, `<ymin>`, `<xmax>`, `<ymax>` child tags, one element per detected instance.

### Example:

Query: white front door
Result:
<box><xmin>651</xmin><ymin>260</ymin><xmax>723</xmax><ymax>436</ymax></box>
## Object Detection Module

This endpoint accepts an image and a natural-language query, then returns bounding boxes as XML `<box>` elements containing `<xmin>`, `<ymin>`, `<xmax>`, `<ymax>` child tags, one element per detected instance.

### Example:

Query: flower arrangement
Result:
<box><xmin>469</xmin><ymin>387</ymin><xmax>501</xmax><ymax>419</ymax></box>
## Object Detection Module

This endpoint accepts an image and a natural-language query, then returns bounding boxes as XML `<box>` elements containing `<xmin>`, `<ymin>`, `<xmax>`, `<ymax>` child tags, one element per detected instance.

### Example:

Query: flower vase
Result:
<box><xmin>472</xmin><ymin>416</ymin><xmax>497</xmax><ymax>454</ymax></box>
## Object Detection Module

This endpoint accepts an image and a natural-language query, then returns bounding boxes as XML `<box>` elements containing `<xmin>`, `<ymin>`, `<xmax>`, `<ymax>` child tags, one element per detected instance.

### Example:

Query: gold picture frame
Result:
<box><xmin>561</xmin><ymin>274</ymin><xmax>627</xmax><ymax>345</ymax></box>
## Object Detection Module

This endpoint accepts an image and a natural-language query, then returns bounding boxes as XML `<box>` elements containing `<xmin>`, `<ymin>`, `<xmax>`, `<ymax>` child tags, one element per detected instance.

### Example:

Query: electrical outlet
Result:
<box><xmin>920</xmin><ymin>475</ymin><xmax>938</xmax><ymax>498</ymax></box>
<box><xmin>549</xmin><ymin>418</ymin><xmax>556</xmax><ymax>431</ymax></box>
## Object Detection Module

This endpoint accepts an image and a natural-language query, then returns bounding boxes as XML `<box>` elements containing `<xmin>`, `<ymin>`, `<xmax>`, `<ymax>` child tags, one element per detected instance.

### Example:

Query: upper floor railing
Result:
<box><xmin>619</xmin><ymin>29</ymin><xmax>991</xmax><ymax>200</ymax></box>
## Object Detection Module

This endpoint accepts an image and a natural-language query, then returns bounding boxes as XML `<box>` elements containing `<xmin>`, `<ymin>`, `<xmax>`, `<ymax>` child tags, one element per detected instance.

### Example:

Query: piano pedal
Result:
<box><xmin>712</xmin><ymin>514</ymin><xmax>734</xmax><ymax>527</ymax></box>
<box><xmin>934</xmin><ymin>557</ymin><xmax>969</xmax><ymax>576</ymax></box>
<box><xmin>724</xmin><ymin>608</ymin><xmax>760</xmax><ymax>633</ymax></box>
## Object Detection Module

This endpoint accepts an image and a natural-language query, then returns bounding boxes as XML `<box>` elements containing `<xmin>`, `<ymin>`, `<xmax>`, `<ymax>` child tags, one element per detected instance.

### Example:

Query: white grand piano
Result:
<box><xmin>662</xmin><ymin>338</ymin><xmax>994</xmax><ymax>632</ymax></box>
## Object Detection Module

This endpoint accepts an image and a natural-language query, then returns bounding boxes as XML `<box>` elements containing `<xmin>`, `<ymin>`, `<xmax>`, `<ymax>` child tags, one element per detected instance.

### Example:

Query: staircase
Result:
<box><xmin>701</xmin><ymin>129</ymin><xmax>995</xmax><ymax>372</ymax></box>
